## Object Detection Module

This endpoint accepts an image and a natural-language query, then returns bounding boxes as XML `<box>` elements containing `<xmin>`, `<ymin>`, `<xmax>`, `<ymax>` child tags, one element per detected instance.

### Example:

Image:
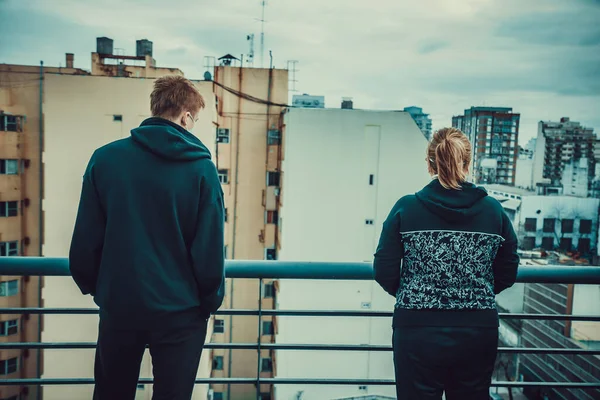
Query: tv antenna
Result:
<box><xmin>287</xmin><ymin>60</ymin><xmax>299</xmax><ymax>92</ymax></box>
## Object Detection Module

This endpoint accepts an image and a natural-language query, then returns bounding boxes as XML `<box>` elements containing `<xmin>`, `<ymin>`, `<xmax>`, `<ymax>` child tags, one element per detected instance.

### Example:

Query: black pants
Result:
<box><xmin>393</xmin><ymin>326</ymin><xmax>498</xmax><ymax>400</ymax></box>
<box><xmin>93</xmin><ymin>317</ymin><xmax>208</xmax><ymax>400</ymax></box>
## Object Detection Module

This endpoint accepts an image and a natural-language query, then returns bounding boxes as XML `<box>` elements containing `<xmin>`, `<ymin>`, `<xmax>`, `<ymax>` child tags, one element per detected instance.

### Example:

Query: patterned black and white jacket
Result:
<box><xmin>373</xmin><ymin>179</ymin><xmax>519</xmax><ymax>327</ymax></box>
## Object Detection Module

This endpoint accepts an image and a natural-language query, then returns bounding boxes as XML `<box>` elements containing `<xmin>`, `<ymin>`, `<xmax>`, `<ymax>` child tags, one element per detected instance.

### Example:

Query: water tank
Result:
<box><xmin>136</xmin><ymin>39</ymin><xmax>153</xmax><ymax>57</ymax></box>
<box><xmin>96</xmin><ymin>37</ymin><xmax>113</xmax><ymax>55</ymax></box>
<box><xmin>341</xmin><ymin>97</ymin><xmax>354</xmax><ymax>110</ymax></box>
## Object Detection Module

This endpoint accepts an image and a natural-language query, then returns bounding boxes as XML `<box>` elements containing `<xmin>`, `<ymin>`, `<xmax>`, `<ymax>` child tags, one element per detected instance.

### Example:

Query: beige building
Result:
<box><xmin>0</xmin><ymin>61</ymin><xmax>89</xmax><ymax>400</ymax></box>
<box><xmin>2</xmin><ymin>37</ymin><xmax>289</xmax><ymax>400</ymax></box>
<box><xmin>210</xmin><ymin>65</ymin><xmax>288</xmax><ymax>400</ymax></box>
<box><xmin>1</xmin><ymin>39</ymin><xmax>215</xmax><ymax>400</ymax></box>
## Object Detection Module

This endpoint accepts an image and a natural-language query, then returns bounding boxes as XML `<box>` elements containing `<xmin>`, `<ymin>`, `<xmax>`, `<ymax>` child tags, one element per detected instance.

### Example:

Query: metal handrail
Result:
<box><xmin>0</xmin><ymin>257</ymin><xmax>599</xmax><ymax>392</ymax></box>
<box><xmin>1</xmin><ymin>257</ymin><xmax>600</xmax><ymax>283</ymax></box>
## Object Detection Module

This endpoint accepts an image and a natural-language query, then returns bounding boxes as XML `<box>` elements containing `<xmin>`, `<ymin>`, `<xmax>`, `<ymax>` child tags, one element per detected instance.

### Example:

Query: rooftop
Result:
<box><xmin>483</xmin><ymin>184</ymin><xmax>535</xmax><ymax>197</ymax></box>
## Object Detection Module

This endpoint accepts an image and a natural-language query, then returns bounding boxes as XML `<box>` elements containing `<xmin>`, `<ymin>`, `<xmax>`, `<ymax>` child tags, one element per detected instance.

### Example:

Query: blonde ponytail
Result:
<box><xmin>427</xmin><ymin>128</ymin><xmax>472</xmax><ymax>190</ymax></box>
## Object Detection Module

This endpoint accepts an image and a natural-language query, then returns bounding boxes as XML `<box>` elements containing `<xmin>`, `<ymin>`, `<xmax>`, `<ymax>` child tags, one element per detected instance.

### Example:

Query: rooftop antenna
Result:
<box><xmin>287</xmin><ymin>60</ymin><xmax>299</xmax><ymax>92</ymax></box>
<box><xmin>259</xmin><ymin>0</ymin><xmax>266</xmax><ymax>68</ymax></box>
<box><xmin>247</xmin><ymin>34</ymin><xmax>255</xmax><ymax>67</ymax></box>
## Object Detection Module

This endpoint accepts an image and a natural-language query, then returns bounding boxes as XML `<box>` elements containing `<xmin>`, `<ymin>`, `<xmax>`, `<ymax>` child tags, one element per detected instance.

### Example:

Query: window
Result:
<box><xmin>543</xmin><ymin>218</ymin><xmax>555</xmax><ymax>233</ymax></box>
<box><xmin>579</xmin><ymin>238</ymin><xmax>591</xmax><ymax>254</ymax></box>
<box><xmin>0</xmin><ymin>242</ymin><xmax>19</xmax><ymax>257</ymax></box>
<box><xmin>261</xmin><ymin>358</ymin><xmax>273</xmax><ymax>372</ymax></box>
<box><xmin>522</xmin><ymin>237</ymin><xmax>536</xmax><ymax>250</ymax></box>
<box><xmin>267</xmin><ymin>129</ymin><xmax>281</xmax><ymax>145</ymax></box>
<box><xmin>579</xmin><ymin>219</ymin><xmax>592</xmax><ymax>234</ymax></box>
<box><xmin>560</xmin><ymin>238</ymin><xmax>572</xmax><ymax>251</ymax></box>
<box><xmin>113</xmin><ymin>115</ymin><xmax>122</xmax><ymax>122</ymax></box>
<box><xmin>212</xmin><ymin>355</ymin><xmax>224</xmax><ymax>370</ymax></box>
<box><xmin>265</xmin><ymin>248</ymin><xmax>276</xmax><ymax>261</ymax></box>
<box><xmin>365</xmin><ymin>219</ymin><xmax>374</xmax><ymax>225</ymax></box>
<box><xmin>369</xmin><ymin>174</ymin><xmax>374</xmax><ymax>185</ymax></box>
<box><xmin>541</xmin><ymin>237</ymin><xmax>554</xmax><ymax>251</ymax></box>
<box><xmin>214</xmin><ymin>319</ymin><xmax>225</xmax><ymax>334</ymax></box>
<box><xmin>0</xmin><ymin>280</ymin><xmax>19</xmax><ymax>297</ymax></box>
<box><xmin>136</xmin><ymin>384</ymin><xmax>145</xmax><ymax>390</ymax></box>
<box><xmin>223</xmin><ymin>245</ymin><xmax>227</xmax><ymax>259</ymax></box>
<box><xmin>0</xmin><ymin>201</ymin><xmax>18</xmax><ymax>217</ymax></box>
<box><xmin>267</xmin><ymin>172</ymin><xmax>280</xmax><ymax>187</ymax></box>
<box><xmin>562</xmin><ymin>219</ymin><xmax>574</xmax><ymax>234</ymax></box>
<box><xmin>218</xmin><ymin>169</ymin><xmax>229</xmax><ymax>184</ymax></box>
<box><xmin>1</xmin><ymin>115</ymin><xmax>21</xmax><ymax>132</ymax></box>
<box><xmin>262</xmin><ymin>321</ymin><xmax>274</xmax><ymax>335</ymax></box>
<box><xmin>266</xmin><ymin>210</ymin><xmax>278</xmax><ymax>224</ymax></box>
<box><xmin>524</xmin><ymin>218</ymin><xmax>537</xmax><ymax>232</ymax></box>
<box><xmin>260</xmin><ymin>393</ymin><xmax>270</xmax><ymax>400</ymax></box>
<box><xmin>224</xmin><ymin>208</ymin><xmax>228</xmax><ymax>222</ymax></box>
<box><xmin>263</xmin><ymin>283</ymin><xmax>274</xmax><ymax>298</ymax></box>
<box><xmin>213</xmin><ymin>393</ymin><xmax>224</xmax><ymax>400</ymax></box>
<box><xmin>217</xmin><ymin>128</ymin><xmax>230</xmax><ymax>144</ymax></box>
<box><xmin>0</xmin><ymin>160</ymin><xmax>19</xmax><ymax>175</ymax></box>
<box><xmin>0</xmin><ymin>357</ymin><xmax>18</xmax><ymax>375</ymax></box>
<box><xmin>0</xmin><ymin>319</ymin><xmax>18</xmax><ymax>336</ymax></box>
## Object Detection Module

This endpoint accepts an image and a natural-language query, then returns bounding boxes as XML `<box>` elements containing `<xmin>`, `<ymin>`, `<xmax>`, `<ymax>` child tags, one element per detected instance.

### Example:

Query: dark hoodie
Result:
<box><xmin>373</xmin><ymin>179</ymin><xmax>519</xmax><ymax>327</ymax></box>
<box><xmin>69</xmin><ymin>118</ymin><xmax>225</xmax><ymax>330</ymax></box>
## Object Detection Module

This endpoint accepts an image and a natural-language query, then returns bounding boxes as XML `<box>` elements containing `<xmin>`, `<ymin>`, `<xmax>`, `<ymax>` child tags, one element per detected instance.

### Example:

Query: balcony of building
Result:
<box><xmin>0</xmin><ymin>258</ymin><xmax>599</xmax><ymax>400</ymax></box>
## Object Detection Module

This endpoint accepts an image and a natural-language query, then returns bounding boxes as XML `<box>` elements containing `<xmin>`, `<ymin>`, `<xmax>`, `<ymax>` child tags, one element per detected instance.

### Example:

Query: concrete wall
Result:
<box><xmin>41</xmin><ymin>74</ymin><xmax>216</xmax><ymax>400</ymax></box>
<box><xmin>275</xmin><ymin>109</ymin><xmax>430</xmax><ymax>400</ymax></box>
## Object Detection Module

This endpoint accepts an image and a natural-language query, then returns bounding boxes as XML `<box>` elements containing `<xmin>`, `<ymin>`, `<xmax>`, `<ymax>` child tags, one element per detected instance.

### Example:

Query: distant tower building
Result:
<box><xmin>403</xmin><ymin>106</ymin><xmax>432</xmax><ymax>140</ymax></box>
<box><xmin>532</xmin><ymin>117</ymin><xmax>599</xmax><ymax>197</ymax></box>
<box><xmin>452</xmin><ymin>107</ymin><xmax>520</xmax><ymax>186</ymax></box>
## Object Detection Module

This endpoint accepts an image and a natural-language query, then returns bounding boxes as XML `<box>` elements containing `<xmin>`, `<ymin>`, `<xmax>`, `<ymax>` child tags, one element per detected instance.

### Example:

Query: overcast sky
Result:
<box><xmin>1</xmin><ymin>0</ymin><xmax>599</xmax><ymax>144</ymax></box>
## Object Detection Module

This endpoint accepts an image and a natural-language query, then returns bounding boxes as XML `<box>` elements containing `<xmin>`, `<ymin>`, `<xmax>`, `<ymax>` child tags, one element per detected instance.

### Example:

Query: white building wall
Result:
<box><xmin>41</xmin><ymin>74</ymin><xmax>216</xmax><ymax>400</ymax></box>
<box><xmin>515</xmin><ymin>157</ymin><xmax>534</xmax><ymax>190</ymax></box>
<box><xmin>275</xmin><ymin>109</ymin><xmax>430</xmax><ymax>400</ymax></box>
<box><xmin>561</xmin><ymin>158</ymin><xmax>589</xmax><ymax>197</ymax></box>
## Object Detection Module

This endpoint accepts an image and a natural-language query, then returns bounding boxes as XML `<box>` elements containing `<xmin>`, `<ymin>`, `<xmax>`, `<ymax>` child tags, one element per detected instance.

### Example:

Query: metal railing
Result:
<box><xmin>1</xmin><ymin>257</ymin><xmax>600</xmax><ymax>397</ymax></box>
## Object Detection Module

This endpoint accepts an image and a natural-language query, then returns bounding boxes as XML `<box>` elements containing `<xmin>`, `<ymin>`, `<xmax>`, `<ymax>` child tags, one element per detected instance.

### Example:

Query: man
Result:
<box><xmin>69</xmin><ymin>75</ymin><xmax>225</xmax><ymax>400</ymax></box>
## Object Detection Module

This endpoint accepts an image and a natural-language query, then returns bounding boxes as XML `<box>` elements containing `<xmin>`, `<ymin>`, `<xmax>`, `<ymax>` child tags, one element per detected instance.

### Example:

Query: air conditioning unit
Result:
<box><xmin>273</xmin><ymin>187</ymin><xmax>280</xmax><ymax>196</ymax></box>
<box><xmin>207</xmin><ymin>389</ymin><xmax>214</xmax><ymax>400</ymax></box>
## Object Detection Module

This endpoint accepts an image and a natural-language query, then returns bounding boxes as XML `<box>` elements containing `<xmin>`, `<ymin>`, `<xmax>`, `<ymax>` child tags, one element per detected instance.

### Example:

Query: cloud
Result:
<box><xmin>1</xmin><ymin>0</ymin><xmax>599</xmax><ymax>143</ymax></box>
<box><xmin>417</xmin><ymin>40</ymin><xmax>450</xmax><ymax>55</ymax></box>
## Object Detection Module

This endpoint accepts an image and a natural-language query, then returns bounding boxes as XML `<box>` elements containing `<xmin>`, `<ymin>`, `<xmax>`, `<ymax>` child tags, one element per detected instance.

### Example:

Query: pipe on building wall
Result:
<box><xmin>36</xmin><ymin>59</ymin><xmax>44</xmax><ymax>400</ymax></box>
<box><xmin>227</xmin><ymin>55</ymin><xmax>244</xmax><ymax>400</ymax></box>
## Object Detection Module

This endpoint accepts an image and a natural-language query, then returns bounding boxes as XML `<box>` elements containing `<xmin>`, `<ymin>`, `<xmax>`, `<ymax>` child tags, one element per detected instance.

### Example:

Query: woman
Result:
<box><xmin>373</xmin><ymin>127</ymin><xmax>519</xmax><ymax>400</ymax></box>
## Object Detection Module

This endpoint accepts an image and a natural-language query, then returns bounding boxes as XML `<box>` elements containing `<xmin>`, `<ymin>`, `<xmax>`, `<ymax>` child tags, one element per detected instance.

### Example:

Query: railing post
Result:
<box><xmin>257</xmin><ymin>278</ymin><xmax>263</xmax><ymax>399</ymax></box>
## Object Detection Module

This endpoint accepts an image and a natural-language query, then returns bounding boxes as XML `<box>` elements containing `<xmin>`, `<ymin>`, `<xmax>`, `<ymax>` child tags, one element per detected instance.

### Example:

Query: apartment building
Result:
<box><xmin>452</xmin><ymin>107</ymin><xmax>520</xmax><ymax>185</ymax></box>
<box><xmin>521</xmin><ymin>277</ymin><xmax>600</xmax><ymax>400</ymax></box>
<box><xmin>403</xmin><ymin>106</ymin><xmax>432</xmax><ymax>141</ymax></box>
<box><xmin>275</xmin><ymin>107</ymin><xmax>430</xmax><ymax>400</ymax></box>
<box><xmin>0</xmin><ymin>58</ymin><xmax>90</xmax><ymax>400</ymax></box>
<box><xmin>532</xmin><ymin>118</ymin><xmax>599</xmax><ymax>198</ymax></box>
<box><xmin>210</xmin><ymin>64</ymin><xmax>288</xmax><ymax>400</ymax></box>
<box><xmin>2</xmin><ymin>38</ymin><xmax>216</xmax><ymax>400</ymax></box>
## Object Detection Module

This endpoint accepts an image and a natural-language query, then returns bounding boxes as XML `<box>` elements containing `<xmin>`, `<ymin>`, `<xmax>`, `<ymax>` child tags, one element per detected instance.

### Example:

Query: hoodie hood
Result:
<box><xmin>131</xmin><ymin>117</ymin><xmax>211</xmax><ymax>161</ymax></box>
<box><xmin>415</xmin><ymin>178</ymin><xmax>488</xmax><ymax>222</ymax></box>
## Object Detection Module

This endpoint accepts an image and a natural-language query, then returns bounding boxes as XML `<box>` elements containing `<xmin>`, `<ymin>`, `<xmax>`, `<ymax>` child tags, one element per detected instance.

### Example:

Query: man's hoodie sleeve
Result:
<box><xmin>492</xmin><ymin>208</ymin><xmax>520</xmax><ymax>294</ymax></box>
<box><xmin>191</xmin><ymin>161</ymin><xmax>226</xmax><ymax>318</ymax></box>
<box><xmin>69</xmin><ymin>154</ymin><xmax>106</xmax><ymax>295</ymax></box>
<box><xmin>373</xmin><ymin>201</ymin><xmax>404</xmax><ymax>296</ymax></box>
